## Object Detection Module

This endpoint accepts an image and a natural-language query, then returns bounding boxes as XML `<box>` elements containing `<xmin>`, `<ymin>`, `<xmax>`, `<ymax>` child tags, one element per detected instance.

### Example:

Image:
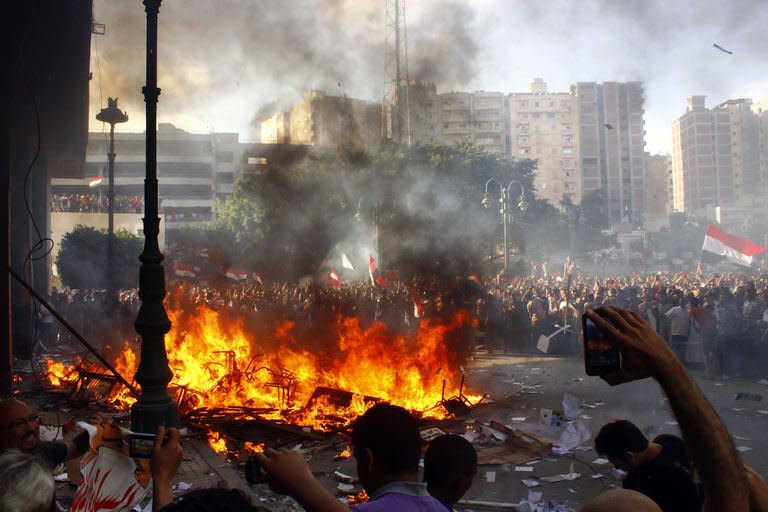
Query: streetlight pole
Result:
<box><xmin>96</xmin><ymin>98</ymin><xmax>128</xmax><ymax>311</ymax></box>
<box><xmin>483</xmin><ymin>179</ymin><xmax>528</xmax><ymax>273</ymax></box>
<box><xmin>131</xmin><ymin>0</ymin><xmax>179</xmax><ymax>434</ymax></box>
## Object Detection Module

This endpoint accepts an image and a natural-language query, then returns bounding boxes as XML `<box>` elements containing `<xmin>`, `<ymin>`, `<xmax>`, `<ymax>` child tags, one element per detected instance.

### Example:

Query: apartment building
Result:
<box><xmin>672</xmin><ymin>96</ymin><xmax>735</xmax><ymax>212</ymax></box>
<box><xmin>644</xmin><ymin>153</ymin><xmax>672</xmax><ymax>231</ymax></box>
<box><xmin>436</xmin><ymin>91</ymin><xmax>507</xmax><ymax>154</ymax></box>
<box><xmin>573</xmin><ymin>82</ymin><xmax>646</xmax><ymax>225</ymax></box>
<box><xmin>260</xmin><ymin>90</ymin><xmax>382</xmax><ymax>153</ymax></box>
<box><xmin>507</xmin><ymin>79</ymin><xmax>581</xmax><ymax>206</ymax></box>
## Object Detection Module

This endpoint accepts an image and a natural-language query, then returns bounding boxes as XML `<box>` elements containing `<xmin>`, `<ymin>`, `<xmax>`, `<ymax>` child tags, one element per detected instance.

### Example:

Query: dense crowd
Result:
<box><xmin>44</xmin><ymin>262</ymin><xmax>768</xmax><ymax>380</ymax></box>
<box><xmin>51</xmin><ymin>193</ymin><xmax>144</xmax><ymax>214</ymax></box>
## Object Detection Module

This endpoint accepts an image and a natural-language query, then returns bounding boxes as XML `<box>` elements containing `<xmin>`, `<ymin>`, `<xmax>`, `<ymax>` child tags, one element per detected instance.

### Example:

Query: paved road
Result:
<box><xmin>24</xmin><ymin>350</ymin><xmax>768</xmax><ymax>511</ymax></box>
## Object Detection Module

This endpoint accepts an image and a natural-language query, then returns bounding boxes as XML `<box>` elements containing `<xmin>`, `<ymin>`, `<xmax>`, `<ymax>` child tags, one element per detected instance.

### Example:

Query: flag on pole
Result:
<box><xmin>368</xmin><ymin>255</ymin><xmax>386</xmax><ymax>288</ymax></box>
<box><xmin>174</xmin><ymin>264</ymin><xmax>196</xmax><ymax>278</ymax></box>
<box><xmin>88</xmin><ymin>176</ymin><xmax>104</xmax><ymax>188</ymax></box>
<box><xmin>341</xmin><ymin>252</ymin><xmax>355</xmax><ymax>270</ymax></box>
<box><xmin>701</xmin><ymin>224</ymin><xmax>765</xmax><ymax>267</ymax></box>
<box><xmin>326</xmin><ymin>268</ymin><xmax>343</xmax><ymax>288</ymax></box>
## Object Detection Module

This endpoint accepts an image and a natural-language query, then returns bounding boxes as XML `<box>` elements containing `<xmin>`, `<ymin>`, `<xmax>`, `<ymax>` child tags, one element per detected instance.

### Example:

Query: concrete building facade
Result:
<box><xmin>644</xmin><ymin>153</ymin><xmax>672</xmax><ymax>231</ymax></box>
<box><xmin>574</xmin><ymin>82</ymin><xmax>646</xmax><ymax>225</ymax></box>
<box><xmin>507</xmin><ymin>79</ymin><xmax>581</xmax><ymax>206</ymax></box>
<box><xmin>436</xmin><ymin>91</ymin><xmax>507</xmax><ymax>154</ymax></box>
<box><xmin>672</xmin><ymin>96</ymin><xmax>736</xmax><ymax>212</ymax></box>
<box><xmin>261</xmin><ymin>90</ymin><xmax>382</xmax><ymax>154</ymax></box>
<box><xmin>51</xmin><ymin>123</ymin><xmax>244</xmax><ymax>229</ymax></box>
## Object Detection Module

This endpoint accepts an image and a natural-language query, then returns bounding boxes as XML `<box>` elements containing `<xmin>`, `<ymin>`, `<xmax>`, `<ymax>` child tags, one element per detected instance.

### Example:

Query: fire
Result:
<box><xmin>207</xmin><ymin>430</ymin><xmax>227</xmax><ymax>454</ymax></box>
<box><xmin>243</xmin><ymin>441</ymin><xmax>264</xmax><ymax>454</ymax></box>
<box><xmin>45</xmin><ymin>359</ymin><xmax>80</xmax><ymax>387</ymax></box>
<box><xmin>44</xmin><ymin>298</ymin><xmax>480</xmax><ymax>431</ymax></box>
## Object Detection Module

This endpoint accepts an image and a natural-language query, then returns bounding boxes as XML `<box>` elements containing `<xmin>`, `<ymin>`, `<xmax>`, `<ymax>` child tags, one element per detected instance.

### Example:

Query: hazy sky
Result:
<box><xmin>89</xmin><ymin>0</ymin><xmax>768</xmax><ymax>154</ymax></box>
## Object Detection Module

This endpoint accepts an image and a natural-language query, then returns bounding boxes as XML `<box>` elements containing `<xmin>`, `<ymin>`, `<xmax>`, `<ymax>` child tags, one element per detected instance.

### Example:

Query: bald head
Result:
<box><xmin>0</xmin><ymin>399</ymin><xmax>40</xmax><ymax>452</ymax></box>
<box><xmin>580</xmin><ymin>489</ymin><xmax>662</xmax><ymax>512</ymax></box>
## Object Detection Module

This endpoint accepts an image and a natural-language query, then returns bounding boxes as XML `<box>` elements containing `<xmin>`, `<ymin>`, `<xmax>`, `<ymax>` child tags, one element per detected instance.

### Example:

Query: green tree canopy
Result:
<box><xmin>56</xmin><ymin>225</ymin><xmax>143</xmax><ymax>289</ymax></box>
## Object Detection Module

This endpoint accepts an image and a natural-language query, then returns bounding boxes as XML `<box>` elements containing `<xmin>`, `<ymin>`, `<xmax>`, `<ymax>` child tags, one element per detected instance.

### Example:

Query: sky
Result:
<box><xmin>89</xmin><ymin>0</ymin><xmax>768</xmax><ymax>155</ymax></box>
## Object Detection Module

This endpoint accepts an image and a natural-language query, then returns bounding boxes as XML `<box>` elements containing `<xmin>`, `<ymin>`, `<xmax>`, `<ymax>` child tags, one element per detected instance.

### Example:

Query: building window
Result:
<box><xmin>563</xmin><ymin>147</ymin><xmax>573</xmax><ymax>154</ymax></box>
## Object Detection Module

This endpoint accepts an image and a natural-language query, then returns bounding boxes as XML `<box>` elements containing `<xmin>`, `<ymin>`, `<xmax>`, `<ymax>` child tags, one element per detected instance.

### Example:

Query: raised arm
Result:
<box><xmin>585</xmin><ymin>306</ymin><xmax>750</xmax><ymax>512</ymax></box>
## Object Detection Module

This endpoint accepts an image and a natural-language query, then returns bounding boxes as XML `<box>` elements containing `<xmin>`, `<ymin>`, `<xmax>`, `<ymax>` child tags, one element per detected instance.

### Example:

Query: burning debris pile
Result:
<box><xmin>42</xmin><ymin>296</ymin><xmax>483</xmax><ymax>449</ymax></box>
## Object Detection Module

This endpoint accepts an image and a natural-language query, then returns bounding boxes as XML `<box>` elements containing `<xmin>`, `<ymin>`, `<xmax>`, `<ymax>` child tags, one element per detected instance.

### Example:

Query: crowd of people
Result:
<box><xmin>43</xmin><ymin>261</ymin><xmax>768</xmax><ymax>380</ymax></box>
<box><xmin>51</xmin><ymin>193</ymin><xmax>144</xmax><ymax>214</ymax></box>
<box><xmin>4</xmin><ymin>305</ymin><xmax>768</xmax><ymax>511</ymax></box>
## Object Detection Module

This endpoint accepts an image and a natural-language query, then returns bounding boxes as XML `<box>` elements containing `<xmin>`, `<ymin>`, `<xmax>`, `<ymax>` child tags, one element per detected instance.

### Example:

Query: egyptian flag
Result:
<box><xmin>326</xmin><ymin>268</ymin><xmax>343</xmax><ymax>288</ymax></box>
<box><xmin>407</xmin><ymin>285</ymin><xmax>424</xmax><ymax>318</ymax></box>
<box><xmin>175</xmin><ymin>264</ymin><xmax>196</xmax><ymax>278</ymax></box>
<box><xmin>88</xmin><ymin>176</ymin><xmax>104</xmax><ymax>188</ymax></box>
<box><xmin>225</xmin><ymin>268</ymin><xmax>249</xmax><ymax>281</ymax></box>
<box><xmin>368</xmin><ymin>255</ymin><xmax>386</xmax><ymax>288</ymax></box>
<box><xmin>702</xmin><ymin>224</ymin><xmax>765</xmax><ymax>267</ymax></box>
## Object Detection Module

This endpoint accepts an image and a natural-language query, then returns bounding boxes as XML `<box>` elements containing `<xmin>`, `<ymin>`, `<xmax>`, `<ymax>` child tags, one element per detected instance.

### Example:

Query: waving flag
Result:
<box><xmin>702</xmin><ymin>224</ymin><xmax>765</xmax><ymax>267</ymax></box>
<box><xmin>368</xmin><ymin>255</ymin><xmax>386</xmax><ymax>288</ymax></box>
<box><xmin>326</xmin><ymin>268</ymin><xmax>343</xmax><ymax>288</ymax></box>
<box><xmin>224</xmin><ymin>268</ymin><xmax>249</xmax><ymax>281</ymax></box>
<box><xmin>88</xmin><ymin>176</ymin><xmax>104</xmax><ymax>188</ymax></box>
<box><xmin>341</xmin><ymin>252</ymin><xmax>355</xmax><ymax>270</ymax></box>
<box><xmin>174</xmin><ymin>264</ymin><xmax>196</xmax><ymax>278</ymax></box>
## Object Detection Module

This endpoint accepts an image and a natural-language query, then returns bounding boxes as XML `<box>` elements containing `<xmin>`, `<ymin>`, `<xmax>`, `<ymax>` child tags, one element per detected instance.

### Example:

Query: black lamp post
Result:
<box><xmin>482</xmin><ymin>179</ymin><xmax>528</xmax><ymax>273</ymax></box>
<box><xmin>131</xmin><ymin>0</ymin><xmax>179</xmax><ymax>434</ymax></box>
<box><xmin>95</xmin><ymin>98</ymin><xmax>128</xmax><ymax>310</ymax></box>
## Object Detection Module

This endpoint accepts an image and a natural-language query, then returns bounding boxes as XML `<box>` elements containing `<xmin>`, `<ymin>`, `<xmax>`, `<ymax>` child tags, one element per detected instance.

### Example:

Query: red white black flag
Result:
<box><xmin>702</xmin><ymin>224</ymin><xmax>765</xmax><ymax>267</ymax></box>
<box><xmin>368</xmin><ymin>255</ymin><xmax>386</xmax><ymax>288</ymax></box>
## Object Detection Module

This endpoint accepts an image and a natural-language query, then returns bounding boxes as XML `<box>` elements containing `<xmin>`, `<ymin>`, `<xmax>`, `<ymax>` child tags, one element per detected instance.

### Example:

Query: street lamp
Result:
<box><xmin>131</xmin><ymin>0</ymin><xmax>179</xmax><ymax>434</ymax></box>
<box><xmin>482</xmin><ymin>179</ymin><xmax>528</xmax><ymax>273</ymax></box>
<box><xmin>95</xmin><ymin>98</ymin><xmax>128</xmax><ymax>311</ymax></box>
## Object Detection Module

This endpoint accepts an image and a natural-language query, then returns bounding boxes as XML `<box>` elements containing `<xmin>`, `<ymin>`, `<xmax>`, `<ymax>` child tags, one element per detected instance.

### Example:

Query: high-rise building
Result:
<box><xmin>507</xmin><ymin>79</ymin><xmax>581</xmax><ymax>205</ymax></box>
<box><xmin>574</xmin><ymin>82</ymin><xmax>646</xmax><ymax>225</ymax></box>
<box><xmin>260</xmin><ymin>90</ymin><xmax>382</xmax><ymax>153</ymax></box>
<box><xmin>403</xmin><ymin>81</ymin><xmax>439</xmax><ymax>145</ymax></box>
<box><xmin>756</xmin><ymin>101</ymin><xmax>768</xmax><ymax>195</ymax></box>
<box><xmin>644</xmin><ymin>153</ymin><xmax>671</xmax><ymax>231</ymax></box>
<box><xmin>436</xmin><ymin>91</ymin><xmax>507</xmax><ymax>154</ymax></box>
<box><xmin>672</xmin><ymin>97</ymin><xmax>763</xmax><ymax>215</ymax></box>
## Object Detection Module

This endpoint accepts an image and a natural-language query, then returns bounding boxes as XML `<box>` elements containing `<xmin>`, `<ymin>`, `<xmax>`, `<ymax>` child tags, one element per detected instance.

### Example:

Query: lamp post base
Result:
<box><xmin>130</xmin><ymin>396</ymin><xmax>178</xmax><ymax>432</ymax></box>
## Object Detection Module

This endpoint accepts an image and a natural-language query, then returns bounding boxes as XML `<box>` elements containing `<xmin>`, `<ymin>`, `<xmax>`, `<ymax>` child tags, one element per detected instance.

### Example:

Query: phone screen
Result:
<box><xmin>582</xmin><ymin>315</ymin><xmax>621</xmax><ymax>376</ymax></box>
<box><xmin>129</xmin><ymin>434</ymin><xmax>155</xmax><ymax>459</ymax></box>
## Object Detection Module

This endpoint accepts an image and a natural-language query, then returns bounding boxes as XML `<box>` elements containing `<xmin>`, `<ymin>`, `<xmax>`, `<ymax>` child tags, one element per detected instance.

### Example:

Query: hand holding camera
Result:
<box><xmin>583</xmin><ymin>306</ymin><xmax>679</xmax><ymax>386</ymax></box>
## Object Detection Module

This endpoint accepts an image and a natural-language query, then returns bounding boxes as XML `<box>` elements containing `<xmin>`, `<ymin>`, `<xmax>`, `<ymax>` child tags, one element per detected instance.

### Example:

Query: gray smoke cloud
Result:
<box><xmin>90</xmin><ymin>0</ymin><xmax>482</xmax><ymax>137</ymax></box>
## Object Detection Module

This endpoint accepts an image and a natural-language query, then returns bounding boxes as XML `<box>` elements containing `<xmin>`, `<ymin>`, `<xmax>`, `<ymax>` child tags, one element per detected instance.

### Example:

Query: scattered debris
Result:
<box><xmin>515</xmin><ymin>465</ymin><xmax>534</xmax><ymax>472</ymax></box>
<box><xmin>485</xmin><ymin>471</ymin><xmax>497</xmax><ymax>483</ymax></box>
<box><xmin>521</xmin><ymin>478</ymin><xmax>541</xmax><ymax>488</ymax></box>
<box><xmin>420</xmin><ymin>427</ymin><xmax>445</xmax><ymax>442</ymax></box>
<box><xmin>735</xmin><ymin>393</ymin><xmax>762</xmax><ymax>402</ymax></box>
<box><xmin>736</xmin><ymin>446</ymin><xmax>753</xmax><ymax>452</ymax></box>
<box><xmin>592</xmin><ymin>458</ymin><xmax>609</xmax><ymax>465</ymax></box>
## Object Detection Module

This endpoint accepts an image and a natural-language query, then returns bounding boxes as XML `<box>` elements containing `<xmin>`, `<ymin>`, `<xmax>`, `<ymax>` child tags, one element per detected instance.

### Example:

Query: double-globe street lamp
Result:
<box><xmin>482</xmin><ymin>179</ymin><xmax>529</xmax><ymax>273</ymax></box>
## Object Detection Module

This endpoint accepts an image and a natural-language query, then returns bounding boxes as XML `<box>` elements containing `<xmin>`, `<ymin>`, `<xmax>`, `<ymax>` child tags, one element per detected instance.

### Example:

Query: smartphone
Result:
<box><xmin>129</xmin><ymin>433</ymin><xmax>157</xmax><ymax>459</ymax></box>
<box><xmin>582</xmin><ymin>315</ymin><xmax>621</xmax><ymax>376</ymax></box>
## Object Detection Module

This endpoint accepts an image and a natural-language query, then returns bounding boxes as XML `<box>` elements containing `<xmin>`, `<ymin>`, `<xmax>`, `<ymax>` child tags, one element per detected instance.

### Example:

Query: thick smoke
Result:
<box><xmin>90</xmin><ymin>0</ymin><xmax>481</xmax><ymax>136</ymax></box>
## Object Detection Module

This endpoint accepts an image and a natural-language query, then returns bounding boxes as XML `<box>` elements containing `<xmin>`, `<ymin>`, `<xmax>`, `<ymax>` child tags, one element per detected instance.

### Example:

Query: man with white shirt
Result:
<box><xmin>664</xmin><ymin>296</ymin><xmax>690</xmax><ymax>363</ymax></box>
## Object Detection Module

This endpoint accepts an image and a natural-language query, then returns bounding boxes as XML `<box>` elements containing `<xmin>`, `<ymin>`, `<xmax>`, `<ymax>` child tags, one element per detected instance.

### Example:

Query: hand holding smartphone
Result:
<box><xmin>582</xmin><ymin>313</ymin><xmax>622</xmax><ymax>376</ymax></box>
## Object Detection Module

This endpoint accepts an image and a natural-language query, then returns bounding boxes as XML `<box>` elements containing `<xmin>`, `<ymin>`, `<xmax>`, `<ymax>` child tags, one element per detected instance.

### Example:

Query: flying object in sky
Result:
<box><xmin>713</xmin><ymin>43</ymin><xmax>733</xmax><ymax>55</ymax></box>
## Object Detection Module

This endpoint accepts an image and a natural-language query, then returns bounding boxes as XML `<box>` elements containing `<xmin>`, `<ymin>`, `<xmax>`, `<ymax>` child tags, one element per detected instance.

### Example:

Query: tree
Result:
<box><xmin>56</xmin><ymin>225</ymin><xmax>143</xmax><ymax>289</ymax></box>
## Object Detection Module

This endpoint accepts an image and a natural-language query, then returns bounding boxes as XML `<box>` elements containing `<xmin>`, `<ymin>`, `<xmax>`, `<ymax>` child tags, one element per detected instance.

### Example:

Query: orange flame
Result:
<box><xmin>207</xmin><ymin>430</ymin><xmax>227</xmax><ymax>454</ymax></box>
<box><xmin>44</xmin><ymin>300</ymin><xmax>479</xmax><ymax>431</ymax></box>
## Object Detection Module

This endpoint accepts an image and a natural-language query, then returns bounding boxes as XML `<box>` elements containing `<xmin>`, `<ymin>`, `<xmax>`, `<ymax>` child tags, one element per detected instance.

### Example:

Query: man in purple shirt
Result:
<box><xmin>256</xmin><ymin>403</ymin><xmax>445</xmax><ymax>512</ymax></box>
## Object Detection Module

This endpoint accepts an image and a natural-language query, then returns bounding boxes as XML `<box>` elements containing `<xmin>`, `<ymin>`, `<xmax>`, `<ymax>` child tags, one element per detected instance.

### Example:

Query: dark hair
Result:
<box><xmin>424</xmin><ymin>434</ymin><xmax>477</xmax><ymax>488</ymax></box>
<box><xmin>594</xmin><ymin>420</ymin><xmax>648</xmax><ymax>460</ymax></box>
<box><xmin>351</xmin><ymin>403</ymin><xmax>421</xmax><ymax>475</ymax></box>
<box><xmin>159</xmin><ymin>488</ymin><xmax>270</xmax><ymax>512</ymax></box>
